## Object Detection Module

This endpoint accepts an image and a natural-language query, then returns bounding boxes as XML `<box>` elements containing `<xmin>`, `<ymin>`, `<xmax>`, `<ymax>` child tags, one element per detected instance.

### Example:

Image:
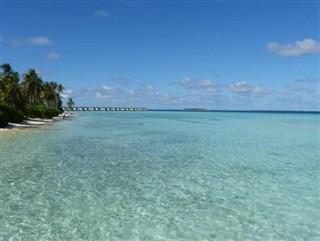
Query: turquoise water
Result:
<box><xmin>1</xmin><ymin>111</ymin><xmax>319</xmax><ymax>240</ymax></box>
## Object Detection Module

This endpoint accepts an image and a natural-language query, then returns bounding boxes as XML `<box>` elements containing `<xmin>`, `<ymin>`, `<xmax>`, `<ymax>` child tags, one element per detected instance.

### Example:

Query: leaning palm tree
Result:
<box><xmin>57</xmin><ymin>84</ymin><xmax>64</xmax><ymax>95</ymax></box>
<box><xmin>57</xmin><ymin>84</ymin><xmax>64</xmax><ymax>107</ymax></box>
<box><xmin>22</xmin><ymin>69</ymin><xmax>43</xmax><ymax>107</ymax></box>
<box><xmin>67</xmin><ymin>97</ymin><xmax>75</xmax><ymax>110</ymax></box>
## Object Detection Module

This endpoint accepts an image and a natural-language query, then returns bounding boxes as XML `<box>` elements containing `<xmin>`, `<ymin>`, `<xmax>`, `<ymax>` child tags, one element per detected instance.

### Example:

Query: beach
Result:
<box><xmin>0</xmin><ymin>112</ymin><xmax>75</xmax><ymax>132</ymax></box>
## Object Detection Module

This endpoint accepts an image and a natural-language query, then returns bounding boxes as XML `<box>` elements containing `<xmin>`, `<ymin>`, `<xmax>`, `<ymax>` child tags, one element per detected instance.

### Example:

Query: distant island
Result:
<box><xmin>183</xmin><ymin>108</ymin><xmax>208</xmax><ymax>111</ymax></box>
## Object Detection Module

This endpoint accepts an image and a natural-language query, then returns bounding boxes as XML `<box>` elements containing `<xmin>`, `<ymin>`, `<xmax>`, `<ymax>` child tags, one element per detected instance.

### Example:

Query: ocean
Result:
<box><xmin>1</xmin><ymin>111</ymin><xmax>319</xmax><ymax>240</ymax></box>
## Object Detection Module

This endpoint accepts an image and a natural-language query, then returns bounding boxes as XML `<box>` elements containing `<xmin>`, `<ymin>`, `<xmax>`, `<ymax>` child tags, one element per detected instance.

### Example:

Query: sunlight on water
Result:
<box><xmin>1</xmin><ymin>111</ymin><xmax>319</xmax><ymax>240</ymax></box>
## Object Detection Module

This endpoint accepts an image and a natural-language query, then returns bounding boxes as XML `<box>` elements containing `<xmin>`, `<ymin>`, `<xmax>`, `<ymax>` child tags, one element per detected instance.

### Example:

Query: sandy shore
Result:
<box><xmin>0</xmin><ymin>112</ymin><xmax>75</xmax><ymax>132</ymax></box>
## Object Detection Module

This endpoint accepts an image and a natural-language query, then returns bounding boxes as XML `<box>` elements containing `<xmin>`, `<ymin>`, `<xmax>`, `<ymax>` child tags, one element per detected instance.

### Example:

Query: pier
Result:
<box><xmin>63</xmin><ymin>107</ymin><xmax>147</xmax><ymax>111</ymax></box>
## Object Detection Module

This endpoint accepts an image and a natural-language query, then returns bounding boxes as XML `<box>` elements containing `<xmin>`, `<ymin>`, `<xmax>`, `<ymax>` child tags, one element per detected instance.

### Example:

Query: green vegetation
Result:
<box><xmin>67</xmin><ymin>97</ymin><xmax>75</xmax><ymax>110</ymax></box>
<box><xmin>0</xmin><ymin>63</ymin><xmax>64</xmax><ymax>128</ymax></box>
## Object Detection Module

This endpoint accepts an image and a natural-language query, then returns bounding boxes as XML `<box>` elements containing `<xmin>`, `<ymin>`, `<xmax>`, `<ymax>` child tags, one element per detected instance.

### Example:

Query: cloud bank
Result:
<box><xmin>10</xmin><ymin>36</ymin><xmax>53</xmax><ymax>46</ymax></box>
<box><xmin>63</xmin><ymin>75</ymin><xmax>319</xmax><ymax>111</ymax></box>
<box><xmin>27</xmin><ymin>36</ymin><xmax>53</xmax><ymax>46</ymax></box>
<box><xmin>179</xmin><ymin>77</ymin><xmax>217</xmax><ymax>92</ymax></box>
<box><xmin>267</xmin><ymin>38</ymin><xmax>320</xmax><ymax>57</ymax></box>
<box><xmin>229</xmin><ymin>82</ymin><xmax>262</xmax><ymax>94</ymax></box>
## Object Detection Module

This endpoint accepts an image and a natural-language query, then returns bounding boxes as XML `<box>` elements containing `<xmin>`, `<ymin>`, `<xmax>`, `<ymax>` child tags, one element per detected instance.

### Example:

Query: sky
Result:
<box><xmin>1</xmin><ymin>0</ymin><xmax>319</xmax><ymax>110</ymax></box>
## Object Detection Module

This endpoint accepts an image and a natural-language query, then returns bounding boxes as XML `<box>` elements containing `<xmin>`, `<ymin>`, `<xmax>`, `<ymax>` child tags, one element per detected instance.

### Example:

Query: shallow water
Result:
<box><xmin>1</xmin><ymin>111</ymin><xmax>319</xmax><ymax>240</ymax></box>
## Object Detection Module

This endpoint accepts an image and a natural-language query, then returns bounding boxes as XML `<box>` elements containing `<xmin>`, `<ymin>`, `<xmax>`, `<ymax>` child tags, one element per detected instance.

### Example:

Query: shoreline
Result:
<box><xmin>0</xmin><ymin>112</ymin><xmax>75</xmax><ymax>133</ymax></box>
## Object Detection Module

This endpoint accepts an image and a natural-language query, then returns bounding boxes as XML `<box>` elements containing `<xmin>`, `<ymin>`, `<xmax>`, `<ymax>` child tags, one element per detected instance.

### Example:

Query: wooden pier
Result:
<box><xmin>63</xmin><ymin>107</ymin><xmax>147</xmax><ymax>111</ymax></box>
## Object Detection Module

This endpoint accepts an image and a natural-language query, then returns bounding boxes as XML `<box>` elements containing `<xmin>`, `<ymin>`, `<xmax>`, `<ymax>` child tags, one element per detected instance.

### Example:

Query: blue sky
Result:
<box><xmin>1</xmin><ymin>0</ymin><xmax>319</xmax><ymax>110</ymax></box>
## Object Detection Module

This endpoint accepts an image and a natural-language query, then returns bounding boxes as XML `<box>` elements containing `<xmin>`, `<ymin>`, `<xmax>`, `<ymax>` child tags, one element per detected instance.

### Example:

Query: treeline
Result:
<box><xmin>0</xmin><ymin>63</ymin><xmax>64</xmax><ymax>127</ymax></box>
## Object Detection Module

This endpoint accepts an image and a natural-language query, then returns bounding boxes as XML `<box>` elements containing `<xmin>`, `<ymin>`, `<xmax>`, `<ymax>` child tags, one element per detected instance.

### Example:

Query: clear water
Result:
<box><xmin>1</xmin><ymin>111</ymin><xmax>319</xmax><ymax>241</ymax></box>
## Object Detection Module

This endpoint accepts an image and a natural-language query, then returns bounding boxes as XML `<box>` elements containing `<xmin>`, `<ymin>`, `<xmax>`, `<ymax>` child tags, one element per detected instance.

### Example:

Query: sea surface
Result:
<box><xmin>1</xmin><ymin>111</ymin><xmax>319</xmax><ymax>241</ymax></box>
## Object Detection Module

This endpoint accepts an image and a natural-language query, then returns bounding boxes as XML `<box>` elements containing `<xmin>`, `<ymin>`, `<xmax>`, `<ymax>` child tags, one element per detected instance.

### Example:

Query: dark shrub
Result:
<box><xmin>46</xmin><ymin>108</ymin><xmax>58</xmax><ymax>118</ymax></box>
<box><xmin>0</xmin><ymin>110</ymin><xmax>9</xmax><ymax>128</ymax></box>
<box><xmin>25</xmin><ymin>105</ymin><xmax>62</xmax><ymax>119</ymax></box>
<box><xmin>0</xmin><ymin>102</ymin><xmax>24</xmax><ymax>123</ymax></box>
<box><xmin>26</xmin><ymin>105</ymin><xmax>45</xmax><ymax>118</ymax></box>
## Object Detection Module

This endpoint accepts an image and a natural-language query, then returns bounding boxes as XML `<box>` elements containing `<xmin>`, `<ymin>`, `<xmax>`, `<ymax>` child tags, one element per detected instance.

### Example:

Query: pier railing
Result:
<box><xmin>63</xmin><ymin>107</ymin><xmax>147</xmax><ymax>111</ymax></box>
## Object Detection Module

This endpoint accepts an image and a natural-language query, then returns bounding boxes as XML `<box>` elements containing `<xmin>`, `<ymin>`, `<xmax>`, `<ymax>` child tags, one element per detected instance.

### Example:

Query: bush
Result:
<box><xmin>0</xmin><ymin>102</ymin><xmax>63</xmax><ymax>126</ymax></box>
<box><xmin>25</xmin><ymin>105</ymin><xmax>63</xmax><ymax>119</ymax></box>
<box><xmin>0</xmin><ymin>102</ymin><xmax>24</xmax><ymax>124</ymax></box>
<box><xmin>26</xmin><ymin>105</ymin><xmax>44</xmax><ymax>118</ymax></box>
<box><xmin>0</xmin><ymin>110</ymin><xmax>9</xmax><ymax>128</ymax></box>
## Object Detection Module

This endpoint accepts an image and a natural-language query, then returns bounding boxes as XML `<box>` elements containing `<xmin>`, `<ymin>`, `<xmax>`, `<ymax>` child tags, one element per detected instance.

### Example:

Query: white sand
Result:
<box><xmin>8</xmin><ymin>123</ymin><xmax>36</xmax><ymax>128</ymax></box>
<box><xmin>0</xmin><ymin>112</ymin><xmax>74</xmax><ymax>132</ymax></box>
<box><xmin>27</xmin><ymin>118</ymin><xmax>54</xmax><ymax>122</ymax></box>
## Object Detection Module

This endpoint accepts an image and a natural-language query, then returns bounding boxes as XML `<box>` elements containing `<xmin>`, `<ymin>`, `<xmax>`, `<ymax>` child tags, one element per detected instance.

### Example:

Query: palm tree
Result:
<box><xmin>57</xmin><ymin>84</ymin><xmax>64</xmax><ymax>95</ymax></box>
<box><xmin>41</xmin><ymin>82</ymin><xmax>54</xmax><ymax>107</ymax></box>
<box><xmin>4</xmin><ymin>75</ymin><xmax>22</xmax><ymax>107</ymax></box>
<box><xmin>1</xmin><ymin>63</ymin><xmax>16</xmax><ymax>81</ymax></box>
<box><xmin>67</xmin><ymin>97</ymin><xmax>75</xmax><ymax>110</ymax></box>
<box><xmin>1</xmin><ymin>64</ymin><xmax>14</xmax><ymax>97</ymax></box>
<box><xmin>22</xmin><ymin>69</ymin><xmax>43</xmax><ymax>107</ymax></box>
<box><xmin>0</xmin><ymin>63</ymin><xmax>23</xmax><ymax>107</ymax></box>
<box><xmin>0</xmin><ymin>63</ymin><xmax>66</xmax><ymax>124</ymax></box>
<box><xmin>56</xmin><ymin>84</ymin><xmax>65</xmax><ymax>108</ymax></box>
<box><xmin>49</xmin><ymin>81</ymin><xmax>58</xmax><ymax>107</ymax></box>
<box><xmin>0</xmin><ymin>71</ymin><xmax>6</xmax><ymax>100</ymax></box>
<box><xmin>38</xmin><ymin>80</ymin><xmax>64</xmax><ymax>109</ymax></box>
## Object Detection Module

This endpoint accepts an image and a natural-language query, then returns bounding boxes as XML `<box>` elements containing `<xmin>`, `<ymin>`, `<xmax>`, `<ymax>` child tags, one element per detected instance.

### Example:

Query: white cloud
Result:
<box><xmin>127</xmin><ymin>89</ymin><xmax>139</xmax><ymax>99</ymax></box>
<box><xmin>61</xmin><ymin>88</ymin><xmax>73</xmax><ymax>98</ymax></box>
<box><xmin>43</xmin><ymin>52</ymin><xmax>60</xmax><ymax>60</ymax></box>
<box><xmin>179</xmin><ymin>77</ymin><xmax>217</xmax><ymax>92</ymax></box>
<box><xmin>180</xmin><ymin>77</ymin><xmax>191</xmax><ymax>86</ymax></box>
<box><xmin>64</xmin><ymin>89</ymin><xmax>73</xmax><ymax>94</ymax></box>
<box><xmin>60</xmin><ymin>94</ymin><xmax>69</xmax><ymax>99</ymax></box>
<box><xmin>96</xmin><ymin>92</ymin><xmax>110</xmax><ymax>99</ymax></box>
<box><xmin>102</xmin><ymin>85</ymin><xmax>114</xmax><ymax>91</ymax></box>
<box><xmin>94</xmin><ymin>10</ymin><xmax>110</xmax><ymax>18</ymax></box>
<box><xmin>10</xmin><ymin>36</ymin><xmax>53</xmax><ymax>46</ymax></box>
<box><xmin>279</xmin><ymin>86</ymin><xmax>318</xmax><ymax>95</ymax></box>
<box><xmin>127</xmin><ymin>89</ymin><xmax>135</xmax><ymax>95</ymax></box>
<box><xmin>271</xmin><ymin>85</ymin><xmax>320</xmax><ymax>110</ymax></box>
<box><xmin>62</xmin><ymin>74</ymin><xmax>319</xmax><ymax>110</ymax></box>
<box><xmin>229</xmin><ymin>81</ymin><xmax>262</xmax><ymax>94</ymax></box>
<box><xmin>96</xmin><ymin>85</ymin><xmax>119</xmax><ymax>99</ymax></box>
<box><xmin>196</xmin><ymin>79</ymin><xmax>216</xmax><ymax>92</ymax></box>
<box><xmin>27</xmin><ymin>36</ymin><xmax>53</xmax><ymax>46</ymax></box>
<box><xmin>146</xmin><ymin>84</ymin><xmax>155</xmax><ymax>92</ymax></box>
<box><xmin>267</xmin><ymin>38</ymin><xmax>320</xmax><ymax>57</ymax></box>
